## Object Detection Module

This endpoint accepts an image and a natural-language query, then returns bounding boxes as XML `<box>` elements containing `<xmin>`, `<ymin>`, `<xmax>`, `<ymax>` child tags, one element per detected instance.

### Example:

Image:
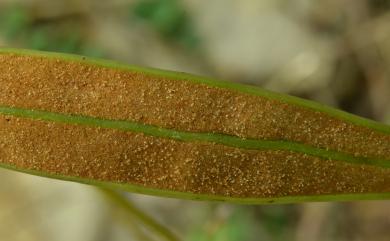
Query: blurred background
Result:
<box><xmin>0</xmin><ymin>0</ymin><xmax>390</xmax><ymax>240</ymax></box>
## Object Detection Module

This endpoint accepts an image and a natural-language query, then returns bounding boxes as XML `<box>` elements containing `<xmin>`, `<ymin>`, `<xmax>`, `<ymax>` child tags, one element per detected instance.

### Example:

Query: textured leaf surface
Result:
<box><xmin>0</xmin><ymin>48</ymin><xmax>389</xmax><ymax>204</ymax></box>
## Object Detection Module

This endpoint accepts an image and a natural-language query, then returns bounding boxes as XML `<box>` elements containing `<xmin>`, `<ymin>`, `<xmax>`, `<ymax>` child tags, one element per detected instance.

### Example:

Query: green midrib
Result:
<box><xmin>0</xmin><ymin>106</ymin><xmax>389</xmax><ymax>169</ymax></box>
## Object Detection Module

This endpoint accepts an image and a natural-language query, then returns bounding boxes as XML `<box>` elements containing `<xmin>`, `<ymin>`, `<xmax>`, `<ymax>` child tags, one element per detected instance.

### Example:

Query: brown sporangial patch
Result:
<box><xmin>0</xmin><ymin>116</ymin><xmax>389</xmax><ymax>199</ymax></box>
<box><xmin>0</xmin><ymin>54</ymin><xmax>389</xmax><ymax>161</ymax></box>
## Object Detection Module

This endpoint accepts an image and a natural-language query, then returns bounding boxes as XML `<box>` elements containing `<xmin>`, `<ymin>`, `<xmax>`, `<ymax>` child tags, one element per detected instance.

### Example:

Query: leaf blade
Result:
<box><xmin>0</xmin><ymin>48</ymin><xmax>389</xmax><ymax>204</ymax></box>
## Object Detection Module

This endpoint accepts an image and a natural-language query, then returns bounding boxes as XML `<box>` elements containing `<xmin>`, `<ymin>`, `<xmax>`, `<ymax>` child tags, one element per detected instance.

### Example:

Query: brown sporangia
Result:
<box><xmin>1</xmin><ymin>116</ymin><xmax>389</xmax><ymax>198</ymax></box>
<box><xmin>0</xmin><ymin>52</ymin><xmax>389</xmax><ymax>200</ymax></box>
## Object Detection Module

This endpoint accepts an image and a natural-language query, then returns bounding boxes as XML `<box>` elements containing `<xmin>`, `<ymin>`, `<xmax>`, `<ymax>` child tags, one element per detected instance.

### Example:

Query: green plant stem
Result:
<box><xmin>99</xmin><ymin>187</ymin><xmax>180</xmax><ymax>241</ymax></box>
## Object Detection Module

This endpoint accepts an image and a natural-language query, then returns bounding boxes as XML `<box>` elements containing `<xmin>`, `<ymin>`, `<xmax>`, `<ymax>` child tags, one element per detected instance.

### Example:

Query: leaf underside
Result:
<box><xmin>0</xmin><ymin>48</ymin><xmax>389</xmax><ymax>204</ymax></box>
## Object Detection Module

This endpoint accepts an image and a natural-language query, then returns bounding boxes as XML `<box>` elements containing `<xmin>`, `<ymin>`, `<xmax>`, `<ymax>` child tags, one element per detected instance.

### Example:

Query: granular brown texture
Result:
<box><xmin>0</xmin><ymin>116</ymin><xmax>389</xmax><ymax>198</ymax></box>
<box><xmin>0</xmin><ymin>54</ymin><xmax>389</xmax><ymax>161</ymax></box>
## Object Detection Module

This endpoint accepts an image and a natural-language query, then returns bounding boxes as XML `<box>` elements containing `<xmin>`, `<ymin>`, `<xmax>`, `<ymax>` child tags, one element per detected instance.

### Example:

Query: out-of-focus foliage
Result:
<box><xmin>132</xmin><ymin>0</ymin><xmax>199</xmax><ymax>48</ymax></box>
<box><xmin>0</xmin><ymin>4</ymin><xmax>103</xmax><ymax>56</ymax></box>
<box><xmin>188</xmin><ymin>208</ymin><xmax>253</xmax><ymax>241</ymax></box>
